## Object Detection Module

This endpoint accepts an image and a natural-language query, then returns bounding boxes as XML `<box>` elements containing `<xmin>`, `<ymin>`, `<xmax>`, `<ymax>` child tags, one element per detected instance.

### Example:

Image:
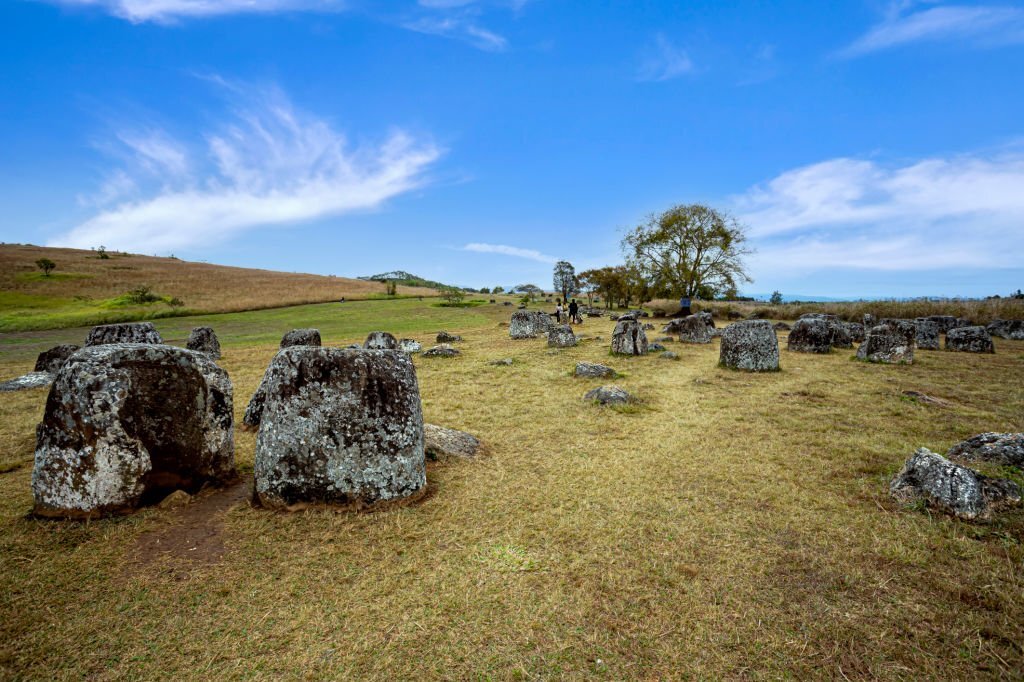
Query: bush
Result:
<box><xmin>35</xmin><ymin>258</ymin><xmax>56</xmax><ymax>277</ymax></box>
<box><xmin>126</xmin><ymin>286</ymin><xmax>161</xmax><ymax>304</ymax></box>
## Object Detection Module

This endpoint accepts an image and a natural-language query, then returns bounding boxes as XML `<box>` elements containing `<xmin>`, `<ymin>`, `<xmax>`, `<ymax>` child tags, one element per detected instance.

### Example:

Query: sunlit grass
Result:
<box><xmin>0</xmin><ymin>299</ymin><xmax>1022</xmax><ymax>679</ymax></box>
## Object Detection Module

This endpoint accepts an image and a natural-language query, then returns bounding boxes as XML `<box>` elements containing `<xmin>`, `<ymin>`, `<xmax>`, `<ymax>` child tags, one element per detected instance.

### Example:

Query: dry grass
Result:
<box><xmin>645</xmin><ymin>297</ymin><xmax>1024</xmax><ymax>324</ymax></box>
<box><xmin>0</xmin><ymin>244</ymin><xmax>437</xmax><ymax>331</ymax></box>
<box><xmin>1</xmin><ymin>300</ymin><xmax>1023</xmax><ymax>679</ymax></box>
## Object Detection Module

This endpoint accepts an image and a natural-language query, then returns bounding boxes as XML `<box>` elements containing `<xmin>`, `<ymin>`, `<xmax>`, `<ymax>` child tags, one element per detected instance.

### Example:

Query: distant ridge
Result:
<box><xmin>359</xmin><ymin>271</ymin><xmax>452</xmax><ymax>290</ymax></box>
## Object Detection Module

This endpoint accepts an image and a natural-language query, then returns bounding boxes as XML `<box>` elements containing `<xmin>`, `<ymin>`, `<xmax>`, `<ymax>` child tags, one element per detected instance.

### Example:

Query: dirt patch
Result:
<box><xmin>128</xmin><ymin>480</ymin><xmax>251</xmax><ymax>571</ymax></box>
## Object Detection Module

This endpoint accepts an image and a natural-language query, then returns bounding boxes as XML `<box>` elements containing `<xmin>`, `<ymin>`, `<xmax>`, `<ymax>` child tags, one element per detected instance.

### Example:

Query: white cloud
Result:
<box><xmin>637</xmin><ymin>34</ymin><xmax>694</xmax><ymax>82</ymax></box>
<box><xmin>51</xmin><ymin>86</ymin><xmax>441</xmax><ymax>253</ymax></box>
<box><xmin>838</xmin><ymin>4</ymin><xmax>1024</xmax><ymax>57</ymax></box>
<box><xmin>116</xmin><ymin>129</ymin><xmax>190</xmax><ymax>177</ymax></box>
<box><xmin>733</xmin><ymin>147</ymin><xmax>1024</xmax><ymax>276</ymax></box>
<box><xmin>44</xmin><ymin>0</ymin><xmax>347</xmax><ymax>23</ymax></box>
<box><xmin>462</xmin><ymin>243</ymin><xmax>558</xmax><ymax>263</ymax></box>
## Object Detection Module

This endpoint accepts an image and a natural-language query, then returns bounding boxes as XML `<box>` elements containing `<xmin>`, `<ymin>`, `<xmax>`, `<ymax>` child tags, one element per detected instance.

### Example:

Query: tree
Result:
<box><xmin>769</xmin><ymin>291</ymin><xmax>783</xmax><ymax>305</ymax></box>
<box><xmin>515</xmin><ymin>284</ymin><xmax>543</xmax><ymax>302</ymax></box>
<box><xmin>95</xmin><ymin>245</ymin><xmax>109</xmax><ymax>260</ymax></box>
<box><xmin>622</xmin><ymin>203</ymin><xmax>752</xmax><ymax>300</ymax></box>
<box><xmin>493</xmin><ymin>285</ymin><xmax>504</xmax><ymax>294</ymax></box>
<box><xmin>437</xmin><ymin>286</ymin><xmax>465</xmax><ymax>306</ymax></box>
<box><xmin>552</xmin><ymin>261</ymin><xmax>578</xmax><ymax>301</ymax></box>
<box><xmin>35</xmin><ymin>258</ymin><xmax>56</xmax><ymax>277</ymax></box>
<box><xmin>479</xmin><ymin>287</ymin><xmax>490</xmax><ymax>295</ymax></box>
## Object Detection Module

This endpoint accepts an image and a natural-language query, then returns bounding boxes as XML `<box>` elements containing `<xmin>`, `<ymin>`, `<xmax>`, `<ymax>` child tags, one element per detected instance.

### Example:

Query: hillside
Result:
<box><xmin>0</xmin><ymin>244</ymin><xmax>437</xmax><ymax>332</ymax></box>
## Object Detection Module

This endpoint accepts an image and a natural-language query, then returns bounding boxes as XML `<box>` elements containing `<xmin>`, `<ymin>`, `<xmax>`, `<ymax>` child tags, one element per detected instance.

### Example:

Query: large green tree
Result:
<box><xmin>622</xmin><ymin>203</ymin><xmax>752</xmax><ymax>299</ymax></box>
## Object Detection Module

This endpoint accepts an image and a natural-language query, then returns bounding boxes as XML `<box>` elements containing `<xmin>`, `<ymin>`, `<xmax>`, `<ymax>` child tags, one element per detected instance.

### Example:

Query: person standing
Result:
<box><xmin>569</xmin><ymin>298</ymin><xmax>580</xmax><ymax>324</ymax></box>
<box><xmin>555</xmin><ymin>301</ymin><xmax>563</xmax><ymax>323</ymax></box>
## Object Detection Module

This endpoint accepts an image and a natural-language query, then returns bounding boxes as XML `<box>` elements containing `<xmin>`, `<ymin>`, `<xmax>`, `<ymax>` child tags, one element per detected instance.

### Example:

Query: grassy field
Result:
<box><xmin>1</xmin><ymin>299</ymin><xmax>1023</xmax><ymax>679</ymax></box>
<box><xmin>0</xmin><ymin>244</ymin><xmax>438</xmax><ymax>332</ymax></box>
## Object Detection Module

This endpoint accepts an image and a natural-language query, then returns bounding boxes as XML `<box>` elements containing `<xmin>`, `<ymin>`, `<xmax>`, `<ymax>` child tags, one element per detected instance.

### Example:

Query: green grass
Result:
<box><xmin>15</xmin><ymin>272</ymin><xmax>93</xmax><ymax>283</ymax></box>
<box><xmin>0</xmin><ymin>300</ymin><xmax>1022</xmax><ymax>679</ymax></box>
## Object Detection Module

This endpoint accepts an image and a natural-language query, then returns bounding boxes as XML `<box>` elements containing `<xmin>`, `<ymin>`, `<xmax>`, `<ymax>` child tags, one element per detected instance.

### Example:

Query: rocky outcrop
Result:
<box><xmin>923</xmin><ymin>315</ymin><xmax>961</xmax><ymax>334</ymax></box>
<box><xmin>912</xmin><ymin>319</ymin><xmax>940</xmax><ymax>351</ymax></box>
<box><xmin>584</xmin><ymin>385</ymin><xmax>632</xmax><ymax>405</ymax></box>
<box><xmin>186</xmin><ymin>327</ymin><xmax>221</xmax><ymax>359</ymax></box>
<box><xmin>280</xmin><ymin>328</ymin><xmax>321</xmax><ymax>348</ymax></box>
<box><xmin>85</xmin><ymin>322</ymin><xmax>163</xmax><ymax>347</ymax></box>
<box><xmin>945</xmin><ymin>326</ymin><xmax>995</xmax><ymax>353</ymax></box>
<box><xmin>845</xmin><ymin>322</ymin><xmax>865</xmax><ymax>343</ymax></box>
<box><xmin>253</xmin><ymin>347</ymin><xmax>425</xmax><ymax>510</ymax></box>
<box><xmin>547</xmin><ymin>325</ymin><xmax>577</xmax><ymax>348</ymax></box>
<box><xmin>575</xmin><ymin>362</ymin><xmax>616</xmax><ymax>378</ymax></box>
<box><xmin>986</xmin><ymin>319</ymin><xmax>1024</xmax><ymax>340</ymax></box>
<box><xmin>856</xmin><ymin>321</ymin><xmax>915</xmax><ymax>364</ymax></box>
<box><xmin>423</xmin><ymin>344</ymin><xmax>459</xmax><ymax>358</ymax></box>
<box><xmin>719</xmin><ymin>320</ymin><xmax>779</xmax><ymax>372</ymax></box>
<box><xmin>611</xmin><ymin>318</ymin><xmax>649</xmax><ymax>355</ymax></box>
<box><xmin>32</xmin><ymin>344</ymin><xmax>235</xmax><ymax>519</ymax></box>
<box><xmin>436</xmin><ymin>331</ymin><xmax>462</xmax><ymax>343</ymax></box>
<box><xmin>509</xmin><ymin>311</ymin><xmax>553</xmax><ymax>339</ymax></box>
<box><xmin>947</xmin><ymin>433</ymin><xmax>1024</xmax><ymax>468</ymax></box>
<box><xmin>424</xmin><ymin>424</ymin><xmax>481</xmax><ymax>460</ymax></box>
<box><xmin>364</xmin><ymin>331</ymin><xmax>399</xmax><ymax>350</ymax></box>
<box><xmin>890</xmin><ymin>448</ymin><xmax>1021</xmax><ymax>521</ymax></box>
<box><xmin>677</xmin><ymin>315</ymin><xmax>713</xmax><ymax>344</ymax></box>
<box><xmin>34</xmin><ymin>344</ymin><xmax>80</xmax><ymax>374</ymax></box>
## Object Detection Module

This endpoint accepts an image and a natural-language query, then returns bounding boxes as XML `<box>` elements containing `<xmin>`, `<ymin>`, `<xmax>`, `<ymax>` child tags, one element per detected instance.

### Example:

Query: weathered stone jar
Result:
<box><xmin>253</xmin><ymin>347</ymin><xmax>426</xmax><ymax>511</ymax></box>
<box><xmin>32</xmin><ymin>344</ymin><xmax>236</xmax><ymax>519</ymax></box>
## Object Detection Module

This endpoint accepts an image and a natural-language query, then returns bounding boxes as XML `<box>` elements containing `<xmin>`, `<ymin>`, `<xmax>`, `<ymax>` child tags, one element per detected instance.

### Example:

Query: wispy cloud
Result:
<box><xmin>838</xmin><ymin>3</ymin><xmax>1024</xmax><ymax>58</ymax></box>
<box><xmin>42</xmin><ymin>0</ymin><xmax>347</xmax><ymax>23</ymax></box>
<box><xmin>52</xmin><ymin>84</ymin><xmax>441</xmax><ymax>253</ymax></box>
<box><xmin>733</xmin><ymin>146</ymin><xmax>1024</xmax><ymax>276</ymax></box>
<box><xmin>462</xmin><ymin>243</ymin><xmax>558</xmax><ymax>263</ymax></box>
<box><xmin>637</xmin><ymin>34</ymin><xmax>694</xmax><ymax>82</ymax></box>
<box><xmin>402</xmin><ymin>16</ymin><xmax>508</xmax><ymax>51</ymax></box>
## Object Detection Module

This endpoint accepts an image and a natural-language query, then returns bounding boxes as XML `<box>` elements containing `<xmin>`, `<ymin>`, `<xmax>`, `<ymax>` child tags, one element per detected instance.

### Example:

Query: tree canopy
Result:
<box><xmin>622</xmin><ymin>203</ymin><xmax>752</xmax><ymax>300</ymax></box>
<box><xmin>552</xmin><ymin>261</ymin><xmax>578</xmax><ymax>301</ymax></box>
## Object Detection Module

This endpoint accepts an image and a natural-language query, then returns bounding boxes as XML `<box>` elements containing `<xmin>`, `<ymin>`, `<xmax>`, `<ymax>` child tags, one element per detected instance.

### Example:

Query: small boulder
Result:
<box><xmin>611</xmin><ymin>318</ymin><xmax>649</xmax><ymax>356</ymax></box>
<box><xmin>643</xmin><ymin>323</ymin><xmax>655</xmax><ymax>331</ymax></box>
<box><xmin>660</xmin><ymin>351</ymin><xmax>679</xmax><ymax>360</ymax></box>
<box><xmin>923</xmin><ymin>315</ymin><xmax>959</xmax><ymax>334</ymax></box>
<box><xmin>365</xmin><ymin>331</ymin><xmax>399</xmax><ymax>350</ymax></box>
<box><xmin>648</xmin><ymin>343</ymin><xmax>666</xmax><ymax>352</ymax></box>
<box><xmin>986</xmin><ymin>319</ymin><xmax>1024</xmax><ymax>340</ymax></box>
<box><xmin>424</xmin><ymin>424</ymin><xmax>481</xmax><ymax>460</ymax></box>
<box><xmin>253</xmin><ymin>347</ymin><xmax>425</xmax><ymax>510</ymax></box>
<box><xmin>945</xmin><ymin>326</ymin><xmax>995</xmax><ymax>353</ymax></box>
<box><xmin>584</xmin><ymin>385</ymin><xmax>632</xmax><ymax>405</ymax></box>
<box><xmin>845</xmin><ymin>322</ymin><xmax>865</xmax><ymax>343</ymax></box>
<box><xmin>947</xmin><ymin>433</ymin><xmax>1024</xmax><ymax>468</ymax></box>
<box><xmin>85</xmin><ymin>322</ymin><xmax>162</xmax><ymax>347</ymax></box>
<box><xmin>677</xmin><ymin>315</ymin><xmax>713</xmax><ymax>344</ymax></box>
<box><xmin>186</xmin><ymin>327</ymin><xmax>221</xmax><ymax>359</ymax></box>
<box><xmin>719</xmin><ymin>320</ymin><xmax>779</xmax><ymax>372</ymax></box>
<box><xmin>787</xmin><ymin>318</ymin><xmax>833</xmax><ymax>353</ymax></box>
<box><xmin>398</xmin><ymin>339</ymin><xmax>422</xmax><ymax>354</ymax></box>
<box><xmin>34</xmin><ymin>344</ymin><xmax>80</xmax><ymax>374</ymax></box>
<box><xmin>0</xmin><ymin>372</ymin><xmax>54</xmax><ymax>392</ymax></box>
<box><xmin>423</xmin><ymin>344</ymin><xmax>459</xmax><ymax>358</ymax></box>
<box><xmin>437</xmin><ymin>331</ymin><xmax>462</xmax><ymax>343</ymax></box>
<box><xmin>575</xmin><ymin>362</ymin><xmax>616</xmax><ymax>378</ymax></box>
<box><xmin>509</xmin><ymin>311</ymin><xmax>553</xmax><ymax>339</ymax></box>
<box><xmin>863</xmin><ymin>313</ymin><xmax>877</xmax><ymax>328</ymax></box>
<box><xmin>773</xmin><ymin>322</ymin><xmax>791</xmax><ymax>332</ymax></box>
<box><xmin>890</xmin><ymin>448</ymin><xmax>1021</xmax><ymax>521</ymax></box>
<box><xmin>158</xmin><ymin>489</ymin><xmax>192</xmax><ymax>510</ymax></box>
<box><xmin>489</xmin><ymin>358</ymin><xmax>514</xmax><ymax>366</ymax></box>
<box><xmin>280</xmin><ymin>328</ymin><xmax>321</xmax><ymax>348</ymax></box>
<box><xmin>547</xmin><ymin>325</ymin><xmax>577</xmax><ymax>348</ymax></box>
<box><xmin>32</xmin><ymin>344</ymin><xmax>235</xmax><ymax>519</ymax></box>
<box><xmin>856</xmin><ymin>321</ymin><xmax>915</xmax><ymax>364</ymax></box>
<box><xmin>912</xmin><ymin>319</ymin><xmax>941</xmax><ymax>351</ymax></box>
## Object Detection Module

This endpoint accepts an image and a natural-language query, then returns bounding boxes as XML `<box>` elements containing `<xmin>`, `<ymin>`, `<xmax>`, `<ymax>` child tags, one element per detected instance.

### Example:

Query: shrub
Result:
<box><xmin>126</xmin><ymin>286</ymin><xmax>161</xmax><ymax>304</ymax></box>
<box><xmin>35</xmin><ymin>258</ymin><xmax>56</xmax><ymax>277</ymax></box>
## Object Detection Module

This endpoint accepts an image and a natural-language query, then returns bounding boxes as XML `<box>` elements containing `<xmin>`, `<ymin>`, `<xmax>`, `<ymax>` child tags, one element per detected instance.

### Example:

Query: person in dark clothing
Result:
<box><xmin>569</xmin><ymin>299</ymin><xmax>580</xmax><ymax>324</ymax></box>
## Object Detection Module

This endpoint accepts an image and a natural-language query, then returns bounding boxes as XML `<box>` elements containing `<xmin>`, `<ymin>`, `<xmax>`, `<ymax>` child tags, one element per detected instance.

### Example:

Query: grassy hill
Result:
<box><xmin>358</xmin><ymin>270</ymin><xmax>454</xmax><ymax>291</ymax></box>
<box><xmin>0</xmin><ymin>244</ymin><xmax>437</xmax><ymax>332</ymax></box>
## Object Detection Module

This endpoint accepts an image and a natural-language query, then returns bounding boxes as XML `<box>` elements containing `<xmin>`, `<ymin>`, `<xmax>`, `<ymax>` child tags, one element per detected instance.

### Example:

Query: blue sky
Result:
<box><xmin>2</xmin><ymin>0</ymin><xmax>1023</xmax><ymax>298</ymax></box>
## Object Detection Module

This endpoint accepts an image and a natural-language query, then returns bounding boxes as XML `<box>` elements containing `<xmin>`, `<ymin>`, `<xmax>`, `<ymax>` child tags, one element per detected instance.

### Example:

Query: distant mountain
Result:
<box><xmin>359</xmin><ymin>271</ymin><xmax>453</xmax><ymax>290</ymax></box>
